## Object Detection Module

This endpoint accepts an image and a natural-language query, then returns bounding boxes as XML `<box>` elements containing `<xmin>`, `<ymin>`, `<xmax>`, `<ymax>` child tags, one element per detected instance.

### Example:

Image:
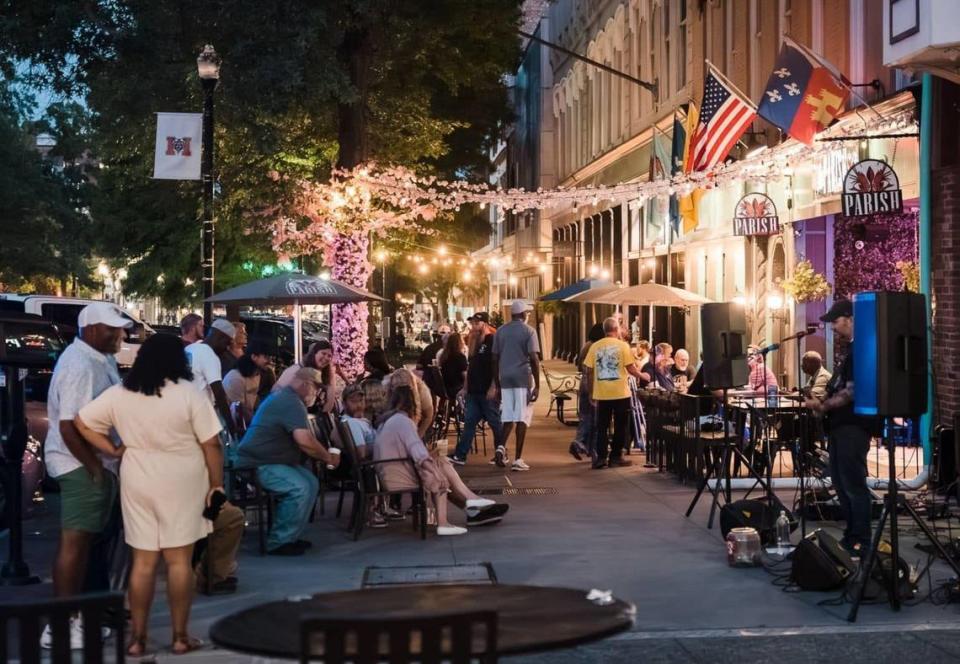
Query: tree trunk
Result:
<box><xmin>331</xmin><ymin>23</ymin><xmax>374</xmax><ymax>378</ymax></box>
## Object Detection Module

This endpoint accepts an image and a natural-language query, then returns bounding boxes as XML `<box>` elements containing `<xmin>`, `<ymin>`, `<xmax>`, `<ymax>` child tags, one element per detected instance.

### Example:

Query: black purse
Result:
<box><xmin>202</xmin><ymin>489</ymin><xmax>227</xmax><ymax>521</ymax></box>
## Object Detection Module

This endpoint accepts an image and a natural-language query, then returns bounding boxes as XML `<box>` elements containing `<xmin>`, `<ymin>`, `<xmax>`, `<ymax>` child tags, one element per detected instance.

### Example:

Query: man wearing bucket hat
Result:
<box><xmin>42</xmin><ymin>303</ymin><xmax>131</xmax><ymax>649</ymax></box>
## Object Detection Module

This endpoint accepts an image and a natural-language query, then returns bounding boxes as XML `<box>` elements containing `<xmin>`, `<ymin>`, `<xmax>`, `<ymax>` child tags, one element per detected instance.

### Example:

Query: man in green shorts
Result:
<box><xmin>41</xmin><ymin>303</ymin><xmax>131</xmax><ymax>650</ymax></box>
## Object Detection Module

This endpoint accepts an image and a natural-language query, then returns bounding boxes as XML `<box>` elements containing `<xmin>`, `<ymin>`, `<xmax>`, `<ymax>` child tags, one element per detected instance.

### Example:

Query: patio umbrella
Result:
<box><xmin>206</xmin><ymin>273</ymin><xmax>383</xmax><ymax>363</ymax></box>
<box><xmin>563</xmin><ymin>283</ymin><xmax>621</xmax><ymax>303</ymax></box>
<box><xmin>595</xmin><ymin>283</ymin><xmax>712</xmax><ymax>343</ymax></box>
<box><xmin>594</xmin><ymin>283</ymin><xmax>712</xmax><ymax>307</ymax></box>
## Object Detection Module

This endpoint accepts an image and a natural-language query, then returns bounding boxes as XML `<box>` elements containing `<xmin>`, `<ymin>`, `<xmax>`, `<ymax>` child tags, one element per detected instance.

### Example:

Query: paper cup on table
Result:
<box><xmin>327</xmin><ymin>447</ymin><xmax>341</xmax><ymax>470</ymax></box>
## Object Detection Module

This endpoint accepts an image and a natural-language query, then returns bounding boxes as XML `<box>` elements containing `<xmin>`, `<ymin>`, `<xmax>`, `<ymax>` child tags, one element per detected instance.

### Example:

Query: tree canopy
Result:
<box><xmin>0</xmin><ymin>0</ymin><xmax>521</xmax><ymax>303</ymax></box>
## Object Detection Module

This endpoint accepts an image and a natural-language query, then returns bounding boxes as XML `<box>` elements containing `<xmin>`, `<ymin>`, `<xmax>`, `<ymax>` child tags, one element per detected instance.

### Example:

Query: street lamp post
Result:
<box><xmin>375</xmin><ymin>250</ymin><xmax>389</xmax><ymax>347</ymax></box>
<box><xmin>197</xmin><ymin>45</ymin><xmax>221</xmax><ymax>327</ymax></box>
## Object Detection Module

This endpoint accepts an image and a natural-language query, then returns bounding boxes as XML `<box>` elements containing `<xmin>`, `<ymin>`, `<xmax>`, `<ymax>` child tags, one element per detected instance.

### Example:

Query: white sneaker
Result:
<box><xmin>494</xmin><ymin>446</ymin><xmax>508</xmax><ymax>468</ymax></box>
<box><xmin>465</xmin><ymin>498</ymin><xmax>496</xmax><ymax>516</ymax></box>
<box><xmin>511</xmin><ymin>459</ymin><xmax>531</xmax><ymax>471</ymax></box>
<box><xmin>40</xmin><ymin>617</ymin><xmax>111</xmax><ymax>650</ymax></box>
<box><xmin>437</xmin><ymin>525</ymin><xmax>468</xmax><ymax>536</ymax></box>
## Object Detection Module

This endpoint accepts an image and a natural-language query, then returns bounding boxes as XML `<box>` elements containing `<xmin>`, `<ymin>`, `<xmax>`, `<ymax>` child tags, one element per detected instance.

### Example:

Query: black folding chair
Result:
<box><xmin>332</xmin><ymin>419</ymin><xmax>427</xmax><ymax>541</ymax></box>
<box><xmin>0</xmin><ymin>591</ymin><xmax>125</xmax><ymax>664</ymax></box>
<box><xmin>300</xmin><ymin>609</ymin><xmax>497</xmax><ymax>664</ymax></box>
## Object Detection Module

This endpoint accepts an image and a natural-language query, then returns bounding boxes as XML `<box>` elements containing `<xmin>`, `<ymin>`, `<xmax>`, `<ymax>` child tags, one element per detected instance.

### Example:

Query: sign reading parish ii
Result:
<box><xmin>733</xmin><ymin>193</ymin><xmax>780</xmax><ymax>236</ymax></box>
<box><xmin>841</xmin><ymin>159</ymin><xmax>903</xmax><ymax>217</ymax></box>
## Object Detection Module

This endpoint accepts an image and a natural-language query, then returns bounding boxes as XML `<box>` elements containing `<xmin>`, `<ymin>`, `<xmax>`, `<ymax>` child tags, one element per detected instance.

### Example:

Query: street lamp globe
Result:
<box><xmin>766</xmin><ymin>293</ymin><xmax>784</xmax><ymax>310</ymax></box>
<box><xmin>196</xmin><ymin>45</ymin><xmax>221</xmax><ymax>80</ymax></box>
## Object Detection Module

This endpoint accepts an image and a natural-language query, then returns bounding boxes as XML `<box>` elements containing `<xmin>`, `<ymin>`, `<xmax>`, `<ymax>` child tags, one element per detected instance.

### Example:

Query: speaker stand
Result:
<box><xmin>847</xmin><ymin>418</ymin><xmax>960</xmax><ymax>621</ymax></box>
<box><xmin>685</xmin><ymin>388</ymin><xmax>776</xmax><ymax>529</ymax></box>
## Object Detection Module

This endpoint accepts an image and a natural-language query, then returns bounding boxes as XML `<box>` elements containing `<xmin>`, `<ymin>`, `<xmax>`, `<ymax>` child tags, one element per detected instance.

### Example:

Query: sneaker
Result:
<box><xmin>268</xmin><ymin>542</ymin><xmax>306</xmax><ymax>556</ymax></box>
<box><xmin>41</xmin><ymin>617</ymin><xmax>111</xmax><ymax>650</ymax></box>
<box><xmin>591</xmin><ymin>459</ymin><xmax>609</xmax><ymax>470</ymax></box>
<box><xmin>568</xmin><ymin>442</ymin><xmax>585</xmax><ymax>461</ymax></box>
<box><xmin>465</xmin><ymin>498</ymin><xmax>496</xmax><ymax>516</ymax></box>
<box><xmin>610</xmin><ymin>458</ymin><xmax>633</xmax><ymax>467</ymax></box>
<box><xmin>367</xmin><ymin>513</ymin><xmax>388</xmax><ymax>528</ymax></box>
<box><xmin>383</xmin><ymin>507</ymin><xmax>405</xmax><ymax>521</ymax></box>
<box><xmin>467</xmin><ymin>503</ymin><xmax>510</xmax><ymax>527</ymax></box>
<box><xmin>511</xmin><ymin>459</ymin><xmax>531</xmax><ymax>471</ymax></box>
<box><xmin>437</xmin><ymin>525</ymin><xmax>468</xmax><ymax>536</ymax></box>
<box><xmin>448</xmin><ymin>454</ymin><xmax>466</xmax><ymax>466</ymax></box>
<box><xmin>494</xmin><ymin>446</ymin><xmax>507</xmax><ymax>468</ymax></box>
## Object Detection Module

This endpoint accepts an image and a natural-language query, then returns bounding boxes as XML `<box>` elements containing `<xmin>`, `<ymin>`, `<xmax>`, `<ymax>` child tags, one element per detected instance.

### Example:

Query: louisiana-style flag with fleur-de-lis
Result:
<box><xmin>757</xmin><ymin>37</ymin><xmax>849</xmax><ymax>145</ymax></box>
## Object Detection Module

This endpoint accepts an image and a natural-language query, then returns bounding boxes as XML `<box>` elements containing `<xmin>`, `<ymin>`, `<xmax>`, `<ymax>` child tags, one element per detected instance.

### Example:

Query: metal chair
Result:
<box><xmin>332</xmin><ymin>419</ymin><xmax>427</xmax><ymax>541</ymax></box>
<box><xmin>299</xmin><ymin>609</ymin><xmax>497</xmax><ymax>664</ymax></box>
<box><xmin>0</xmin><ymin>591</ymin><xmax>125</xmax><ymax>664</ymax></box>
<box><xmin>542</xmin><ymin>369</ymin><xmax>580</xmax><ymax>425</ymax></box>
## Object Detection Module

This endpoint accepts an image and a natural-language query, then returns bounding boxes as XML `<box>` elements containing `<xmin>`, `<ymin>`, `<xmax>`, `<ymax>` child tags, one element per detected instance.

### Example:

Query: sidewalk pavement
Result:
<box><xmin>10</xmin><ymin>369</ymin><xmax>960</xmax><ymax>662</ymax></box>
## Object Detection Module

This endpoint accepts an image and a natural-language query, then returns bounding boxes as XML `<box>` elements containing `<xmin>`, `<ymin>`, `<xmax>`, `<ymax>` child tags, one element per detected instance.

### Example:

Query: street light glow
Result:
<box><xmin>767</xmin><ymin>293</ymin><xmax>784</xmax><ymax>310</ymax></box>
<box><xmin>375</xmin><ymin>250</ymin><xmax>388</xmax><ymax>262</ymax></box>
<box><xmin>600</xmin><ymin>269</ymin><xmax>611</xmax><ymax>280</ymax></box>
<box><xmin>588</xmin><ymin>264</ymin><xmax>599</xmax><ymax>277</ymax></box>
<box><xmin>418</xmin><ymin>264</ymin><xmax>429</xmax><ymax>275</ymax></box>
<box><xmin>319</xmin><ymin>271</ymin><xmax>331</xmax><ymax>280</ymax></box>
<box><xmin>196</xmin><ymin>44</ymin><xmax>221</xmax><ymax>80</ymax></box>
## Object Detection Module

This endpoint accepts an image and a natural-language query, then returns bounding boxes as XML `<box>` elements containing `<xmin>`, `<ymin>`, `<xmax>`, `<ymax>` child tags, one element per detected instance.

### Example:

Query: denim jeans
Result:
<box><xmin>828</xmin><ymin>425</ymin><xmax>872</xmax><ymax>549</ymax></box>
<box><xmin>256</xmin><ymin>464</ymin><xmax>319</xmax><ymax>551</ymax></box>
<box><xmin>574</xmin><ymin>386</ymin><xmax>595</xmax><ymax>455</ymax></box>
<box><xmin>454</xmin><ymin>394</ymin><xmax>503</xmax><ymax>459</ymax></box>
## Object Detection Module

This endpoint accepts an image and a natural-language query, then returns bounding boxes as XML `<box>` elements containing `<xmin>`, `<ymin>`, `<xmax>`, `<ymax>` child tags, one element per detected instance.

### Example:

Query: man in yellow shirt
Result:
<box><xmin>583</xmin><ymin>317</ymin><xmax>646</xmax><ymax>469</ymax></box>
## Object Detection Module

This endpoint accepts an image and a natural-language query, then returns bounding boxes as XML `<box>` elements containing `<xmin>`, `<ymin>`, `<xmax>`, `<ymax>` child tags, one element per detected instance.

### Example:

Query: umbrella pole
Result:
<box><xmin>294</xmin><ymin>300</ymin><xmax>303</xmax><ymax>365</ymax></box>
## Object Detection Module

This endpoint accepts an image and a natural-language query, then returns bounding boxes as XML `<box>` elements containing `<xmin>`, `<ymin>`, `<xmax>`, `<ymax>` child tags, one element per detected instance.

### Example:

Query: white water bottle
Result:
<box><xmin>776</xmin><ymin>510</ymin><xmax>791</xmax><ymax>549</ymax></box>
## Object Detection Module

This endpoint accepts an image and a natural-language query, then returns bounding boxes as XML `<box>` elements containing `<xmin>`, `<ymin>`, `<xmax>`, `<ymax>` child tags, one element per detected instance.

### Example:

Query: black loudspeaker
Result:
<box><xmin>853</xmin><ymin>291</ymin><xmax>928</xmax><ymax>418</ymax></box>
<box><xmin>700</xmin><ymin>303</ymin><xmax>749</xmax><ymax>389</ymax></box>
<box><xmin>791</xmin><ymin>530</ymin><xmax>853</xmax><ymax>591</ymax></box>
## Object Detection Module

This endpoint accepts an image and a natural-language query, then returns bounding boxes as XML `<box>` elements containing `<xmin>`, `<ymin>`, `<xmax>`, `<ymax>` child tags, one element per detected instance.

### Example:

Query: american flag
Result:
<box><xmin>687</xmin><ymin>68</ymin><xmax>756</xmax><ymax>172</ymax></box>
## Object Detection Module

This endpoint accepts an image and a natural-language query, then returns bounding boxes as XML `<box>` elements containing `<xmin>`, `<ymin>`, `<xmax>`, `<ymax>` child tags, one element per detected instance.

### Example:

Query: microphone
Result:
<box><xmin>757</xmin><ymin>343</ymin><xmax>780</xmax><ymax>355</ymax></box>
<box><xmin>780</xmin><ymin>324</ymin><xmax>822</xmax><ymax>343</ymax></box>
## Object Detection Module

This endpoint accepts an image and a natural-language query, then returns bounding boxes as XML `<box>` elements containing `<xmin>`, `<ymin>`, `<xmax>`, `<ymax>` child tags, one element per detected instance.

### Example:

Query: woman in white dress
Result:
<box><xmin>75</xmin><ymin>334</ymin><xmax>224</xmax><ymax>657</ymax></box>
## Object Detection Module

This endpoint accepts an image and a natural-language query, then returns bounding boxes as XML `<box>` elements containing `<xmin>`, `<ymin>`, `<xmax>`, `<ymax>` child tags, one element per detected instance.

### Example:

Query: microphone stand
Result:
<box><xmin>778</xmin><ymin>328</ymin><xmax>815</xmax><ymax>539</ymax></box>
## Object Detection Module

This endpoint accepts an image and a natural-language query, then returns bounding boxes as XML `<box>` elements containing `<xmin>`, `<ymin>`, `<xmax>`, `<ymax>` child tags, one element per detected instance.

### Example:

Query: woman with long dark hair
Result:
<box><xmin>438</xmin><ymin>332</ymin><xmax>468</xmax><ymax>399</ymax></box>
<box><xmin>75</xmin><ymin>334</ymin><xmax>223</xmax><ymax>656</ymax></box>
<box><xmin>274</xmin><ymin>339</ymin><xmax>342</xmax><ymax>412</ymax></box>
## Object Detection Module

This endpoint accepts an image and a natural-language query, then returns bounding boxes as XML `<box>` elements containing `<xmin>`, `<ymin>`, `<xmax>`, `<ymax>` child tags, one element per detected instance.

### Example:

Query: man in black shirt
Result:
<box><xmin>805</xmin><ymin>299</ymin><xmax>872</xmax><ymax>556</ymax></box>
<box><xmin>449</xmin><ymin>313</ymin><xmax>503</xmax><ymax>464</ymax></box>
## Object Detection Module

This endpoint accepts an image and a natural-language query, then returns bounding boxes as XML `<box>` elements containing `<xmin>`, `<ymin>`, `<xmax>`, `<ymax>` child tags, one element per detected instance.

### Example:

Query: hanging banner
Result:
<box><xmin>733</xmin><ymin>193</ymin><xmax>780</xmax><ymax>236</ymax></box>
<box><xmin>841</xmin><ymin>159</ymin><xmax>903</xmax><ymax>217</ymax></box>
<box><xmin>153</xmin><ymin>112</ymin><xmax>202</xmax><ymax>180</ymax></box>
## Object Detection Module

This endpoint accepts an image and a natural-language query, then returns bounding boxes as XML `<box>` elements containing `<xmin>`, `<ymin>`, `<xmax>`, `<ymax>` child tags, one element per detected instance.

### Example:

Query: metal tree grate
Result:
<box><xmin>362</xmin><ymin>563</ymin><xmax>497</xmax><ymax>588</ymax></box>
<box><xmin>472</xmin><ymin>487</ymin><xmax>559</xmax><ymax>496</ymax></box>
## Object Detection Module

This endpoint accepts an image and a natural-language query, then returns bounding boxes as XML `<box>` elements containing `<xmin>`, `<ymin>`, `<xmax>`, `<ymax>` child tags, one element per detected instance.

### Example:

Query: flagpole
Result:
<box><xmin>704</xmin><ymin>60</ymin><xmax>758</xmax><ymax>111</ymax></box>
<box><xmin>783</xmin><ymin>35</ymin><xmax>887</xmax><ymax>121</ymax></box>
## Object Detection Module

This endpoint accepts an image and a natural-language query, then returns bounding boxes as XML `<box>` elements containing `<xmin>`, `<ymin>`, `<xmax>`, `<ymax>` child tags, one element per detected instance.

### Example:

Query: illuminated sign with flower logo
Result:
<box><xmin>733</xmin><ymin>193</ymin><xmax>780</xmax><ymax>236</ymax></box>
<box><xmin>842</xmin><ymin>159</ymin><xmax>903</xmax><ymax>217</ymax></box>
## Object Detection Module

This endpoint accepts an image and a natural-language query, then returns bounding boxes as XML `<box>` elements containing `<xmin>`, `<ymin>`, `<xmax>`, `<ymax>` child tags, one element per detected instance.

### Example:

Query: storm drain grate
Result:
<box><xmin>472</xmin><ymin>487</ymin><xmax>559</xmax><ymax>496</ymax></box>
<box><xmin>362</xmin><ymin>563</ymin><xmax>497</xmax><ymax>588</ymax></box>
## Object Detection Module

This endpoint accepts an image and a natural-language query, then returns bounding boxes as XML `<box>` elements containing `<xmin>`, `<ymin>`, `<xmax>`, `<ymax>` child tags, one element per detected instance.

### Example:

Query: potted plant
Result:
<box><xmin>781</xmin><ymin>260</ymin><xmax>832</xmax><ymax>303</ymax></box>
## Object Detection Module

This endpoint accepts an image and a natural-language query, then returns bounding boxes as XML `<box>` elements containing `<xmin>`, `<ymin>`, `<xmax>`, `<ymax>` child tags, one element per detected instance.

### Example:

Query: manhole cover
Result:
<box><xmin>362</xmin><ymin>563</ymin><xmax>497</xmax><ymax>588</ymax></box>
<box><xmin>472</xmin><ymin>487</ymin><xmax>559</xmax><ymax>496</ymax></box>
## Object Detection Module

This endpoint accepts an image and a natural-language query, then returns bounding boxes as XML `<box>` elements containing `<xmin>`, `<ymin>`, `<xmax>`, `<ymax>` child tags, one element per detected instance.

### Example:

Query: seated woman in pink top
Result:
<box><xmin>374</xmin><ymin>386</ymin><xmax>508</xmax><ymax>535</ymax></box>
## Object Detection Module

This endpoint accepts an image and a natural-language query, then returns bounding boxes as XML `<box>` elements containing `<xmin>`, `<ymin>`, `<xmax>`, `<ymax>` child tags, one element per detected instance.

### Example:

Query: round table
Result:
<box><xmin>210</xmin><ymin>584</ymin><xmax>635</xmax><ymax>659</ymax></box>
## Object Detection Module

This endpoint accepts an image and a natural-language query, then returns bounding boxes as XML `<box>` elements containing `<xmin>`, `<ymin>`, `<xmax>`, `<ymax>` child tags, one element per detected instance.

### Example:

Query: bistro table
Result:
<box><xmin>210</xmin><ymin>584</ymin><xmax>635</xmax><ymax>660</ymax></box>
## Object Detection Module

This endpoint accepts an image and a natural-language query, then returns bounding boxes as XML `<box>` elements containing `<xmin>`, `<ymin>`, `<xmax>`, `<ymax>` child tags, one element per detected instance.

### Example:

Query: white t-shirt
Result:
<box><xmin>185</xmin><ymin>342</ymin><xmax>222</xmax><ymax>404</ymax></box>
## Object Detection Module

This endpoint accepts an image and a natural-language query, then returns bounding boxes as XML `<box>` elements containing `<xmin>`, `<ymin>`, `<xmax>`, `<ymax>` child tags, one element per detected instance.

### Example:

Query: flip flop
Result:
<box><xmin>171</xmin><ymin>634</ymin><xmax>204</xmax><ymax>655</ymax></box>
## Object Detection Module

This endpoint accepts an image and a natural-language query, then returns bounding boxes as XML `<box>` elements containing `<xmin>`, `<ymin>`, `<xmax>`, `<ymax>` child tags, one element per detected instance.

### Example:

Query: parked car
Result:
<box><xmin>0</xmin><ymin>312</ymin><xmax>68</xmax><ymax>519</ymax></box>
<box><xmin>242</xmin><ymin>315</ymin><xmax>327</xmax><ymax>370</ymax></box>
<box><xmin>0</xmin><ymin>294</ymin><xmax>154</xmax><ymax>367</ymax></box>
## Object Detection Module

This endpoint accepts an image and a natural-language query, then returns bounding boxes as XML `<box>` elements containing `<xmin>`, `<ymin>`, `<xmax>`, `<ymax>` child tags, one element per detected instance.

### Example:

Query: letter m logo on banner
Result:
<box><xmin>153</xmin><ymin>113</ymin><xmax>202</xmax><ymax>180</ymax></box>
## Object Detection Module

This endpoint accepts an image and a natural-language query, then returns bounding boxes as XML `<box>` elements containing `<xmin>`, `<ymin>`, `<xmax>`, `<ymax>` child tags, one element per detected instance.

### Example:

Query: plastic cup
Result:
<box><xmin>327</xmin><ymin>447</ymin><xmax>341</xmax><ymax>470</ymax></box>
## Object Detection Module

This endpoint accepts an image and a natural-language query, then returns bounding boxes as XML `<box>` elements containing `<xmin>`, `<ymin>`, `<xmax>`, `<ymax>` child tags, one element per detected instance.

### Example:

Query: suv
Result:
<box><xmin>0</xmin><ymin>294</ymin><xmax>153</xmax><ymax>367</ymax></box>
<box><xmin>242</xmin><ymin>315</ymin><xmax>327</xmax><ymax>370</ymax></box>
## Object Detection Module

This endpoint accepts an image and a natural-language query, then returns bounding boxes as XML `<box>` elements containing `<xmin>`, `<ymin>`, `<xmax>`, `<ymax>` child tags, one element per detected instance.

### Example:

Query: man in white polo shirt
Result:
<box><xmin>492</xmin><ymin>301</ymin><xmax>541</xmax><ymax>471</ymax></box>
<box><xmin>185</xmin><ymin>318</ymin><xmax>238</xmax><ymax>438</ymax></box>
<box><xmin>42</xmin><ymin>302</ymin><xmax>131</xmax><ymax>649</ymax></box>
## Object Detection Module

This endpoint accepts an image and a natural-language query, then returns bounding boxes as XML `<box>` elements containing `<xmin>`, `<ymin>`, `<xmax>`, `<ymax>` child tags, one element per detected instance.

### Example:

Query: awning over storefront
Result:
<box><xmin>539</xmin><ymin>279</ymin><xmax>609</xmax><ymax>301</ymax></box>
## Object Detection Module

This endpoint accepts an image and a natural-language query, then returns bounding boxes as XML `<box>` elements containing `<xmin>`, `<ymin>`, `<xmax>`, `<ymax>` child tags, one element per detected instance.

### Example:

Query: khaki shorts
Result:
<box><xmin>57</xmin><ymin>467</ymin><xmax>117</xmax><ymax>533</ymax></box>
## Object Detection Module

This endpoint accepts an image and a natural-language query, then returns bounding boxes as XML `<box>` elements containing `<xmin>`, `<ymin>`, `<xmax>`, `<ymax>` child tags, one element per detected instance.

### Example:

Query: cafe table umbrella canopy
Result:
<box><xmin>595</xmin><ymin>283</ymin><xmax>712</xmax><ymax>307</ymax></box>
<box><xmin>205</xmin><ymin>273</ymin><xmax>383</xmax><ymax>363</ymax></box>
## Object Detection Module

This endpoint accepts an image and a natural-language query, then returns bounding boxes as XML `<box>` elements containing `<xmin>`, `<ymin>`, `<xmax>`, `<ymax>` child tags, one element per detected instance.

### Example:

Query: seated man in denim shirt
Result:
<box><xmin>235</xmin><ymin>368</ymin><xmax>340</xmax><ymax>555</ymax></box>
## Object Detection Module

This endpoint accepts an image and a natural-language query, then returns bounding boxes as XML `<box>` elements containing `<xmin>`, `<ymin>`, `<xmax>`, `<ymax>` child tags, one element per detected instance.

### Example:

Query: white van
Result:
<box><xmin>0</xmin><ymin>294</ymin><xmax>154</xmax><ymax>367</ymax></box>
